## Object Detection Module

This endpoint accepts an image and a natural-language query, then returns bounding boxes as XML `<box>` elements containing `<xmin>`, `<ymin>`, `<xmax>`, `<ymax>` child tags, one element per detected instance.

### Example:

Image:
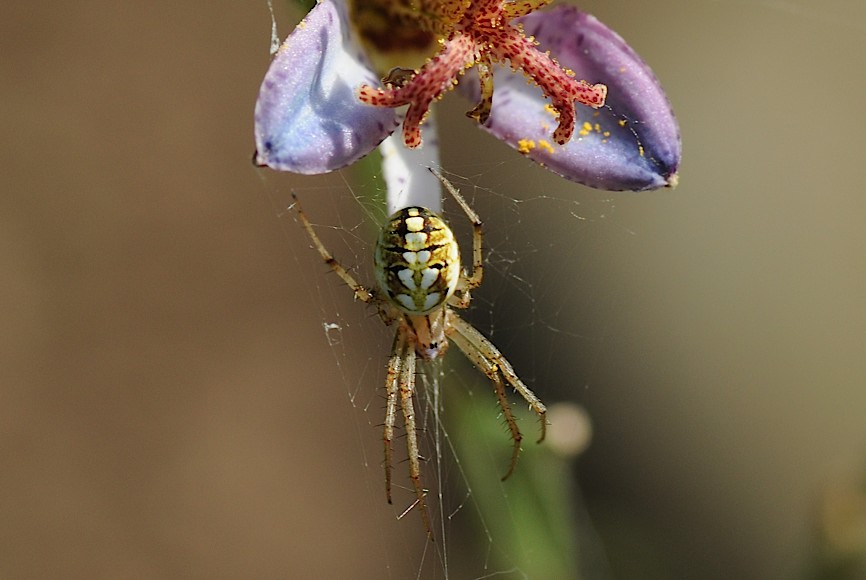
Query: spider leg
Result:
<box><xmin>292</xmin><ymin>194</ymin><xmax>375</xmax><ymax>302</ymax></box>
<box><xmin>489</xmin><ymin>371</ymin><xmax>523</xmax><ymax>481</ymax></box>
<box><xmin>293</xmin><ymin>193</ymin><xmax>401</xmax><ymax>325</ymax></box>
<box><xmin>447</xmin><ymin>310</ymin><xmax>547</xmax><ymax>442</ymax></box>
<box><xmin>383</xmin><ymin>329</ymin><xmax>405</xmax><ymax>505</ymax></box>
<box><xmin>429</xmin><ymin>168</ymin><xmax>483</xmax><ymax>295</ymax></box>
<box><xmin>398</xmin><ymin>344</ymin><xmax>433</xmax><ymax>539</ymax></box>
<box><xmin>446</xmin><ymin>326</ymin><xmax>523</xmax><ymax>480</ymax></box>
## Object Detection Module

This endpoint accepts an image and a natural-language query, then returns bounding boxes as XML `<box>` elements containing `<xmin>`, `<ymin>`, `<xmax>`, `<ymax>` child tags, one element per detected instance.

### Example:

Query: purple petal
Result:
<box><xmin>482</xmin><ymin>7</ymin><xmax>681</xmax><ymax>191</ymax></box>
<box><xmin>254</xmin><ymin>0</ymin><xmax>399</xmax><ymax>173</ymax></box>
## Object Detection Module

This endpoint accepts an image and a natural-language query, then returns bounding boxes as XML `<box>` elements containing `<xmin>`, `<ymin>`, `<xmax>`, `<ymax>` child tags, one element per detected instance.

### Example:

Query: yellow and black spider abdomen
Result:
<box><xmin>374</xmin><ymin>206</ymin><xmax>461</xmax><ymax>315</ymax></box>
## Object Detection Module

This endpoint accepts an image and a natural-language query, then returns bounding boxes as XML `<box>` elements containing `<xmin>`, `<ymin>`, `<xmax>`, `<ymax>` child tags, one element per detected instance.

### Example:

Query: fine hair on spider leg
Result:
<box><xmin>291</xmin><ymin>169</ymin><xmax>547</xmax><ymax>539</ymax></box>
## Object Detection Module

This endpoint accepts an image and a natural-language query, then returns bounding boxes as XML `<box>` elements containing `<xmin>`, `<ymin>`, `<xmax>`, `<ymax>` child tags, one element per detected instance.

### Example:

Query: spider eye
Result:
<box><xmin>374</xmin><ymin>207</ymin><xmax>460</xmax><ymax>314</ymax></box>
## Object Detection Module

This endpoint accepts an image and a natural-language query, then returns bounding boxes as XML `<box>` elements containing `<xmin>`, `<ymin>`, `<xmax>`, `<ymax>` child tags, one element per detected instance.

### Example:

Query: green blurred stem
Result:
<box><xmin>446</xmin><ymin>373</ymin><xmax>585</xmax><ymax>579</ymax></box>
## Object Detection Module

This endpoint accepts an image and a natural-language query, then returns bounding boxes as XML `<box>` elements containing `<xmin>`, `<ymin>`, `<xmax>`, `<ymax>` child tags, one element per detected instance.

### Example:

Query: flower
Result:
<box><xmin>254</xmin><ymin>0</ymin><xmax>680</xmax><ymax>194</ymax></box>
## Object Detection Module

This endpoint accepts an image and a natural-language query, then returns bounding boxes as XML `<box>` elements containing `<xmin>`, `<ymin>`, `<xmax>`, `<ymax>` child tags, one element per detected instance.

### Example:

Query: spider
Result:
<box><xmin>292</xmin><ymin>168</ymin><xmax>547</xmax><ymax>537</ymax></box>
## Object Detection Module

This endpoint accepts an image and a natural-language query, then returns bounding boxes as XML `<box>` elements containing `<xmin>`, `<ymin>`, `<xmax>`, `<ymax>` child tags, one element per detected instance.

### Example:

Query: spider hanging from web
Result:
<box><xmin>292</xmin><ymin>168</ymin><xmax>547</xmax><ymax>538</ymax></box>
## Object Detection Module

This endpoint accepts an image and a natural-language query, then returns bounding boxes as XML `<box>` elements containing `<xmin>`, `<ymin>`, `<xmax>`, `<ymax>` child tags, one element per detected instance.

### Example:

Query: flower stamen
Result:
<box><xmin>357</xmin><ymin>0</ymin><xmax>607</xmax><ymax>148</ymax></box>
<box><xmin>359</xmin><ymin>33</ymin><xmax>476</xmax><ymax>148</ymax></box>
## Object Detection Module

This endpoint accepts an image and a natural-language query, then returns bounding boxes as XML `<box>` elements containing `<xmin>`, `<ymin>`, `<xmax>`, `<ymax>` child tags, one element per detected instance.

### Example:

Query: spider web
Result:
<box><xmin>257</xmin><ymin>156</ymin><xmax>621</xmax><ymax>579</ymax></box>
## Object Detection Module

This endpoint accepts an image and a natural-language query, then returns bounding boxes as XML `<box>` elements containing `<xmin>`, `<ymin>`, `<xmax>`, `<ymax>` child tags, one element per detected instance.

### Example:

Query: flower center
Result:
<box><xmin>352</xmin><ymin>0</ymin><xmax>607</xmax><ymax>148</ymax></box>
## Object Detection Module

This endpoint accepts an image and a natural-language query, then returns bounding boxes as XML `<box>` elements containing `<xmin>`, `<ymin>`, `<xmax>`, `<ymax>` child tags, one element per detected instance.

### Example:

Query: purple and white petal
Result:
<box><xmin>254</xmin><ymin>0</ymin><xmax>399</xmax><ymax>174</ymax></box>
<box><xmin>483</xmin><ymin>7</ymin><xmax>681</xmax><ymax>191</ymax></box>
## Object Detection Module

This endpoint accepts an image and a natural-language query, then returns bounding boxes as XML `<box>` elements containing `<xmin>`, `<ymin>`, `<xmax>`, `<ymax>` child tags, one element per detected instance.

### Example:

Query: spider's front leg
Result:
<box><xmin>446</xmin><ymin>310</ymin><xmax>548</xmax><ymax>479</ymax></box>
<box><xmin>447</xmin><ymin>326</ymin><xmax>524</xmax><ymax>480</ymax></box>
<box><xmin>383</xmin><ymin>330</ymin><xmax>405</xmax><ymax>507</ymax></box>
<box><xmin>383</xmin><ymin>326</ymin><xmax>432</xmax><ymax>539</ymax></box>
<box><xmin>397</xmin><ymin>340</ymin><xmax>433</xmax><ymax>539</ymax></box>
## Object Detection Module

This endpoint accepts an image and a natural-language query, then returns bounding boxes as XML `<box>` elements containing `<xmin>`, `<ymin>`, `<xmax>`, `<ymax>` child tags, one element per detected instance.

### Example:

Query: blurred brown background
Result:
<box><xmin>2</xmin><ymin>1</ymin><xmax>866</xmax><ymax>578</ymax></box>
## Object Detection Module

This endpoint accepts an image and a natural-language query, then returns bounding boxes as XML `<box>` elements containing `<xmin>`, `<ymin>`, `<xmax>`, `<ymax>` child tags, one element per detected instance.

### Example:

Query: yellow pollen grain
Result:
<box><xmin>544</xmin><ymin>103</ymin><xmax>557</xmax><ymax>117</ymax></box>
<box><xmin>618</xmin><ymin>119</ymin><xmax>627</xmax><ymax>127</ymax></box>
<box><xmin>594</xmin><ymin>123</ymin><xmax>601</xmax><ymax>133</ymax></box>
<box><xmin>578</xmin><ymin>121</ymin><xmax>592</xmax><ymax>137</ymax></box>
<box><xmin>639</xmin><ymin>145</ymin><xmax>645</xmax><ymax>157</ymax></box>
<box><xmin>538</xmin><ymin>140</ymin><xmax>555</xmax><ymax>154</ymax></box>
<box><xmin>517</xmin><ymin>138</ymin><xmax>536</xmax><ymax>153</ymax></box>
